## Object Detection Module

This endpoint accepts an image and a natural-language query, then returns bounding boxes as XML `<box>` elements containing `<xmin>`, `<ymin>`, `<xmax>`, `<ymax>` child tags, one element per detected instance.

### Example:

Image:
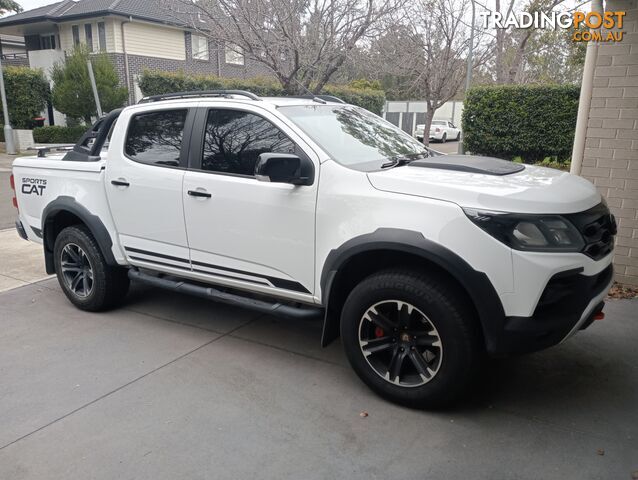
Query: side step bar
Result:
<box><xmin>128</xmin><ymin>269</ymin><xmax>323</xmax><ymax>320</ymax></box>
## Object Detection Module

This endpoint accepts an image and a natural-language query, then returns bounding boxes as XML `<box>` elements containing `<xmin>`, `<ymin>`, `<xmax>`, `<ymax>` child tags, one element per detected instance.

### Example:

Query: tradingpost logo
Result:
<box><xmin>479</xmin><ymin>10</ymin><xmax>626</xmax><ymax>43</ymax></box>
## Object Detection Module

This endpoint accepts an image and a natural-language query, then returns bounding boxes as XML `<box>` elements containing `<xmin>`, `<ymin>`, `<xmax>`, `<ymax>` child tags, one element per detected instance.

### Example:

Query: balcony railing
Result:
<box><xmin>0</xmin><ymin>53</ymin><xmax>28</xmax><ymax>60</ymax></box>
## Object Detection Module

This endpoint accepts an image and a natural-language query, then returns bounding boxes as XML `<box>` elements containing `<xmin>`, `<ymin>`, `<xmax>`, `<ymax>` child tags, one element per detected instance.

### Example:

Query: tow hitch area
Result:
<box><xmin>580</xmin><ymin>302</ymin><xmax>605</xmax><ymax>331</ymax></box>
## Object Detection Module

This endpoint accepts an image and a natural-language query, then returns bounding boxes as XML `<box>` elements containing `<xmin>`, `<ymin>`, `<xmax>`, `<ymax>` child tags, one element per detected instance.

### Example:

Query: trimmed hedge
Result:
<box><xmin>33</xmin><ymin>126</ymin><xmax>87</xmax><ymax>144</ymax></box>
<box><xmin>462</xmin><ymin>84</ymin><xmax>580</xmax><ymax>163</ymax></box>
<box><xmin>0</xmin><ymin>66</ymin><xmax>50</xmax><ymax>129</ymax></box>
<box><xmin>138</xmin><ymin>70</ymin><xmax>386</xmax><ymax>115</ymax></box>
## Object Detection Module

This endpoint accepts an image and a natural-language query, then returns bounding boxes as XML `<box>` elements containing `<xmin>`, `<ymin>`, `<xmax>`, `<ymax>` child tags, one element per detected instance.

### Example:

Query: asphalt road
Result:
<box><xmin>0</xmin><ymin>277</ymin><xmax>636</xmax><ymax>479</ymax></box>
<box><xmin>429</xmin><ymin>140</ymin><xmax>461</xmax><ymax>154</ymax></box>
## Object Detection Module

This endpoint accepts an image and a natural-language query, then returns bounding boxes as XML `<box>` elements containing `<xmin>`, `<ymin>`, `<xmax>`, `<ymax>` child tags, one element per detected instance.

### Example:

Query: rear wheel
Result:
<box><xmin>441</xmin><ymin>133</ymin><xmax>447</xmax><ymax>143</ymax></box>
<box><xmin>54</xmin><ymin>225</ymin><xmax>129</xmax><ymax>311</ymax></box>
<box><xmin>341</xmin><ymin>269</ymin><xmax>481</xmax><ymax>408</ymax></box>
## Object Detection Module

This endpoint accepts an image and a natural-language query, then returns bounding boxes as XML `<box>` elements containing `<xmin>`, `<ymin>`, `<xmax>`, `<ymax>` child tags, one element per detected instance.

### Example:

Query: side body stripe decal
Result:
<box><xmin>124</xmin><ymin>247</ymin><xmax>310</xmax><ymax>294</ymax></box>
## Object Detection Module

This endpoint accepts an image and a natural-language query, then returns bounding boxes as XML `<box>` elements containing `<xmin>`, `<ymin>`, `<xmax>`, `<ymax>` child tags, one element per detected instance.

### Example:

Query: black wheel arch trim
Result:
<box><xmin>319</xmin><ymin>228</ymin><xmax>506</xmax><ymax>352</ymax></box>
<box><xmin>42</xmin><ymin>196</ymin><xmax>117</xmax><ymax>274</ymax></box>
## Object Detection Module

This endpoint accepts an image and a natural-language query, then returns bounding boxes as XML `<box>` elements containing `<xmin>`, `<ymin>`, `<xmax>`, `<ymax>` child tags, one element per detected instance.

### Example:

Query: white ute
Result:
<box><xmin>11</xmin><ymin>91</ymin><xmax>616</xmax><ymax>408</ymax></box>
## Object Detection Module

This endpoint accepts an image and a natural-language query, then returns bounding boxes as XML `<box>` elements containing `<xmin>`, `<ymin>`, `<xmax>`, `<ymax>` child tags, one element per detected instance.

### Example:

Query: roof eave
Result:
<box><xmin>0</xmin><ymin>11</ymin><xmax>190</xmax><ymax>29</ymax></box>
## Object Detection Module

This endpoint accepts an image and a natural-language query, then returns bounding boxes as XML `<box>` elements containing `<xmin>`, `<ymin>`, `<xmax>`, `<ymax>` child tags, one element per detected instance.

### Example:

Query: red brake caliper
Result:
<box><xmin>374</xmin><ymin>326</ymin><xmax>385</xmax><ymax>338</ymax></box>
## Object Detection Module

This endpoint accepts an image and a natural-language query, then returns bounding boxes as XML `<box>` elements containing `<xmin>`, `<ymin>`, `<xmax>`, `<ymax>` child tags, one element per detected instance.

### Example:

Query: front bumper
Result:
<box><xmin>488</xmin><ymin>264</ymin><xmax>613</xmax><ymax>355</ymax></box>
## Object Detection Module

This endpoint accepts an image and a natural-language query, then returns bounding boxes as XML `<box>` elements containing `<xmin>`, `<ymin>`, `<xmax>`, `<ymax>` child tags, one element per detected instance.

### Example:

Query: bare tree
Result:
<box><xmin>370</xmin><ymin>0</ymin><xmax>488</xmax><ymax>145</ymax></box>
<box><xmin>168</xmin><ymin>0</ymin><xmax>404</xmax><ymax>94</ymax></box>
<box><xmin>492</xmin><ymin>0</ymin><xmax>567</xmax><ymax>84</ymax></box>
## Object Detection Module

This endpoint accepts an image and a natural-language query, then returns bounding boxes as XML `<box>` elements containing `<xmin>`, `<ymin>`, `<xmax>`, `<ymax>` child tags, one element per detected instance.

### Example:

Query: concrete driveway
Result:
<box><xmin>0</xmin><ymin>277</ymin><xmax>636</xmax><ymax>479</ymax></box>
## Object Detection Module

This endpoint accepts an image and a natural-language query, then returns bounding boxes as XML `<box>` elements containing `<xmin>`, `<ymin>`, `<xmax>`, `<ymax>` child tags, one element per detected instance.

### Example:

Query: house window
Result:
<box><xmin>191</xmin><ymin>34</ymin><xmax>209</xmax><ymax>60</ymax></box>
<box><xmin>85</xmin><ymin>24</ymin><xmax>93</xmax><ymax>51</ymax></box>
<box><xmin>98</xmin><ymin>22</ymin><xmax>106</xmax><ymax>51</ymax></box>
<box><xmin>225</xmin><ymin>44</ymin><xmax>244</xmax><ymax>65</ymax></box>
<box><xmin>40</xmin><ymin>34</ymin><xmax>56</xmax><ymax>50</ymax></box>
<box><xmin>72</xmin><ymin>25</ymin><xmax>80</xmax><ymax>46</ymax></box>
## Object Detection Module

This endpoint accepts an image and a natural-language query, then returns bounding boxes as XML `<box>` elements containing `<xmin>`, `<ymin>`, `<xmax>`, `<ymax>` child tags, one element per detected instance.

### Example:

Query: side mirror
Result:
<box><xmin>255</xmin><ymin>153</ymin><xmax>313</xmax><ymax>186</ymax></box>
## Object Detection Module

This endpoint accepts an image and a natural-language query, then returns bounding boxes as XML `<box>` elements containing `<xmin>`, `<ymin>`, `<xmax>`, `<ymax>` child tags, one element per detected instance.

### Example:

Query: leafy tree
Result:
<box><xmin>51</xmin><ymin>46</ymin><xmax>128</xmax><ymax>123</ymax></box>
<box><xmin>0</xmin><ymin>66</ymin><xmax>50</xmax><ymax>128</ymax></box>
<box><xmin>0</xmin><ymin>0</ymin><xmax>22</xmax><ymax>14</ymax></box>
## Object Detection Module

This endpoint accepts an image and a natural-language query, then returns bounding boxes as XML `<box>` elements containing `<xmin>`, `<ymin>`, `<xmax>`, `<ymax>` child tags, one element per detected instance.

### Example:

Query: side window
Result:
<box><xmin>201</xmin><ymin>109</ymin><xmax>295</xmax><ymax>176</ymax></box>
<box><xmin>72</xmin><ymin>25</ymin><xmax>80</xmax><ymax>45</ymax></box>
<box><xmin>125</xmin><ymin>109</ymin><xmax>188</xmax><ymax>167</ymax></box>
<box><xmin>84</xmin><ymin>24</ymin><xmax>93</xmax><ymax>51</ymax></box>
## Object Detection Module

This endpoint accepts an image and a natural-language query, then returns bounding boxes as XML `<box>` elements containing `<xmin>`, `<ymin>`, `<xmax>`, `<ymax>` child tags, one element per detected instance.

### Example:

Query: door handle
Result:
<box><xmin>188</xmin><ymin>189</ymin><xmax>212</xmax><ymax>198</ymax></box>
<box><xmin>111</xmin><ymin>179</ymin><xmax>130</xmax><ymax>187</ymax></box>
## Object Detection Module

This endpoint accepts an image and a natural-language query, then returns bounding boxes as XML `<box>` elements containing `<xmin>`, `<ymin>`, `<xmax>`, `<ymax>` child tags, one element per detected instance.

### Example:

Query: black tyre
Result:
<box><xmin>340</xmin><ymin>269</ymin><xmax>481</xmax><ymax>409</ymax></box>
<box><xmin>440</xmin><ymin>133</ymin><xmax>447</xmax><ymax>143</ymax></box>
<box><xmin>456</xmin><ymin>131</ymin><xmax>461</xmax><ymax>141</ymax></box>
<box><xmin>54</xmin><ymin>225</ymin><xmax>129</xmax><ymax>311</ymax></box>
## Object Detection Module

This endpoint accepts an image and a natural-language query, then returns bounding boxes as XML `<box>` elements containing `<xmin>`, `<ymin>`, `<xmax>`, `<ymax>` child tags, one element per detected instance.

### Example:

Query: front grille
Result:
<box><xmin>565</xmin><ymin>203</ymin><xmax>617</xmax><ymax>261</ymax></box>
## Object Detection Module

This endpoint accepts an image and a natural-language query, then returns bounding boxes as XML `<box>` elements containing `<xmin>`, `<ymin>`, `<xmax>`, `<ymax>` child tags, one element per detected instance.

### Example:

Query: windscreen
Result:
<box><xmin>278</xmin><ymin>105</ymin><xmax>429</xmax><ymax>170</ymax></box>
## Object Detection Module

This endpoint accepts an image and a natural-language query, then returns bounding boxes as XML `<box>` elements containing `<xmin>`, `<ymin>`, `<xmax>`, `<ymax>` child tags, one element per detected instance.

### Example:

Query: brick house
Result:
<box><xmin>572</xmin><ymin>0</ymin><xmax>638</xmax><ymax>286</ymax></box>
<box><xmin>0</xmin><ymin>0</ymin><xmax>271</xmax><ymax>122</ymax></box>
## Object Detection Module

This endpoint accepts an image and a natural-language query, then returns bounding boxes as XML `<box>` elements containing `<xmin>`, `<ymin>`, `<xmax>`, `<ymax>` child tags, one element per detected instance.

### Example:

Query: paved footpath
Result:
<box><xmin>0</xmin><ymin>228</ymin><xmax>51</xmax><ymax>291</ymax></box>
<box><xmin>0</xmin><ymin>152</ymin><xmax>53</xmax><ymax>290</ymax></box>
<box><xmin>0</xmin><ymin>276</ymin><xmax>636</xmax><ymax>480</ymax></box>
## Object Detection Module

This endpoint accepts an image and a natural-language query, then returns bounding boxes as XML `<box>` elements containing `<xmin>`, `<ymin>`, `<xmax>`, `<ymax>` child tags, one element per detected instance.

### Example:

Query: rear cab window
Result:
<box><xmin>124</xmin><ymin>109</ymin><xmax>189</xmax><ymax>167</ymax></box>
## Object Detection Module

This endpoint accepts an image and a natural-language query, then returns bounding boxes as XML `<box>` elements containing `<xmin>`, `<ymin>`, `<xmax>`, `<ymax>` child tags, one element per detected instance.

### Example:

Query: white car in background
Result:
<box><xmin>414</xmin><ymin>120</ymin><xmax>461</xmax><ymax>143</ymax></box>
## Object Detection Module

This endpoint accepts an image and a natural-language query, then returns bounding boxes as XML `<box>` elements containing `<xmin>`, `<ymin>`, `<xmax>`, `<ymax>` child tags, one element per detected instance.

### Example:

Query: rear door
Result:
<box><xmin>182</xmin><ymin>104</ymin><xmax>318</xmax><ymax>301</ymax></box>
<box><xmin>105</xmin><ymin>106</ymin><xmax>195</xmax><ymax>271</ymax></box>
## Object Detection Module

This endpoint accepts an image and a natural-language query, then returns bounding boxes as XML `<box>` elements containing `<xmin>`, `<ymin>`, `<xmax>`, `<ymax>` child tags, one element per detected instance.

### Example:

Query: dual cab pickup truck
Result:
<box><xmin>10</xmin><ymin>90</ymin><xmax>616</xmax><ymax>408</ymax></box>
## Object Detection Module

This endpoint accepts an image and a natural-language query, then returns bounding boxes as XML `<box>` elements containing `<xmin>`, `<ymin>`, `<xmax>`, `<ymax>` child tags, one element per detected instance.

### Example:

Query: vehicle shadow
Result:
<box><xmin>122</xmin><ymin>282</ymin><xmax>636</xmax><ymax>431</ymax></box>
<box><xmin>456</xmin><ymin>333</ymin><xmax>636</xmax><ymax>436</ymax></box>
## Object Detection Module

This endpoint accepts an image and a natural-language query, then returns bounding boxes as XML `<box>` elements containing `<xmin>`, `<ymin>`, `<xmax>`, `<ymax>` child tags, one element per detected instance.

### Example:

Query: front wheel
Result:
<box><xmin>54</xmin><ymin>225</ymin><xmax>129</xmax><ymax>311</ymax></box>
<box><xmin>340</xmin><ymin>269</ymin><xmax>481</xmax><ymax>408</ymax></box>
<box><xmin>456</xmin><ymin>131</ymin><xmax>461</xmax><ymax>141</ymax></box>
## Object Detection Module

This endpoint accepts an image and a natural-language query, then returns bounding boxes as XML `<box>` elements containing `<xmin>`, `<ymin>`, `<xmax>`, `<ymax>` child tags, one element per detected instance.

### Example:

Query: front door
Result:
<box><xmin>106</xmin><ymin>107</ymin><xmax>194</xmax><ymax>270</ymax></box>
<box><xmin>183</xmin><ymin>105</ymin><xmax>318</xmax><ymax>300</ymax></box>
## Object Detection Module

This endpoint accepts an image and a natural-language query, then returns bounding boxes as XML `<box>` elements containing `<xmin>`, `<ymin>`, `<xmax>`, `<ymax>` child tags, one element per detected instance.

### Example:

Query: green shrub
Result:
<box><xmin>535</xmin><ymin>157</ymin><xmax>571</xmax><ymax>171</ymax></box>
<box><xmin>0</xmin><ymin>66</ymin><xmax>50</xmax><ymax>129</ymax></box>
<box><xmin>138</xmin><ymin>70</ymin><xmax>386</xmax><ymax>115</ymax></box>
<box><xmin>52</xmin><ymin>45</ymin><xmax>128</xmax><ymax>123</ymax></box>
<box><xmin>33</xmin><ymin>125</ymin><xmax>87</xmax><ymax>144</ymax></box>
<box><xmin>461</xmin><ymin>84</ymin><xmax>579</xmax><ymax>163</ymax></box>
<box><xmin>322</xmin><ymin>85</ymin><xmax>385</xmax><ymax>115</ymax></box>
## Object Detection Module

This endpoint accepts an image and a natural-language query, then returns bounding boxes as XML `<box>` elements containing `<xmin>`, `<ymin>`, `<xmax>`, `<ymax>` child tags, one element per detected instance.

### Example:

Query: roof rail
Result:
<box><xmin>291</xmin><ymin>94</ymin><xmax>346</xmax><ymax>104</ymax></box>
<box><xmin>138</xmin><ymin>90</ymin><xmax>262</xmax><ymax>103</ymax></box>
<box><xmin>315</xmin><ymin>95</ymin><xmax>346</xmax><ymax>104</ymax></box>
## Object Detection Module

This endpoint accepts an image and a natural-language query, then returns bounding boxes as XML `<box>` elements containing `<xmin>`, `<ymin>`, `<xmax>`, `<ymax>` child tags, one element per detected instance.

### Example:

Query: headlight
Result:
<box><xmin>463</xmin><ymin>208</ymin><xmax>585</xmax><ymax>252</ymax></box>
